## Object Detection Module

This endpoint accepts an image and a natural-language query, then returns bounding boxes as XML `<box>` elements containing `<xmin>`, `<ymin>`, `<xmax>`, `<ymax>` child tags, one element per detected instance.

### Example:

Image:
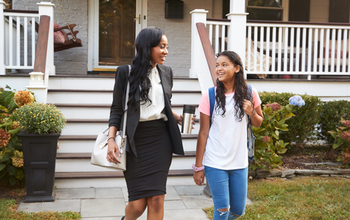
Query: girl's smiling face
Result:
<box><xmin>150</xmin><ymin>35</ymin><xmax>168</xmax><ymax>67</ymax></box>
<box><xmin>216</xmin><ymin>55</ymin><xmax>240</xmax><ymax>83</ymax></box>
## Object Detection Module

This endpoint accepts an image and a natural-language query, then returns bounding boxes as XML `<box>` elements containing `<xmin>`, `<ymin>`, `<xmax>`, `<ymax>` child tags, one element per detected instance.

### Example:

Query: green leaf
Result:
<box><xmin>278</xmin><ymin>148</ymin><xmax>287</xmax><ymax>154</ymax></box>
<box><xmin>333</xmin><ymin>143</ymin><xmax>342</xmax><ymax>149</ymax></box>
<box><xmin>0</xmin><ymin>164</ymin><xmax>6</xmax><ymax>171</ymax></box>
<box><xmin>7</xmin><ymin>165</ymin><xmax>16</xmax><ymax>175</ymax></box>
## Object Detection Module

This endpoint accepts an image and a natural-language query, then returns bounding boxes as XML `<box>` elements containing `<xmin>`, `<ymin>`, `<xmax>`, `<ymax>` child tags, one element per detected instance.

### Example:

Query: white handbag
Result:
<box><xmin>91</xmin><ymin>65</ymin><xmax>130</xmax><ymax>171</ymax></box>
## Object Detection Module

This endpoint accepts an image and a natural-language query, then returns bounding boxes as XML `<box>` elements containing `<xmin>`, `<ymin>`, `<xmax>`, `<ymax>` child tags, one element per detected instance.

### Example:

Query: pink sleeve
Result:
<box><xmin>198</xmin><ymin>91</ymin><xmax>210</xmax><ymax>116</ymax></box>
<box><xmin>252</xmin><ymin>87</ymin><xmax>262</xmax><ymax>108</ymax></box>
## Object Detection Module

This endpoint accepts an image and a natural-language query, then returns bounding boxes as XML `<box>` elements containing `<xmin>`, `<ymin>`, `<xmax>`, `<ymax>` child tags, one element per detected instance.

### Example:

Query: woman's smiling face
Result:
<box><xmin>216</xmin><ymin>55</ymin><xmax>240</xmax><ymax>83</ymax></box>
<box><xmin>150</xmin><ymin>35</ymin><xmax>168</xmax><ymax>67</ymax></box>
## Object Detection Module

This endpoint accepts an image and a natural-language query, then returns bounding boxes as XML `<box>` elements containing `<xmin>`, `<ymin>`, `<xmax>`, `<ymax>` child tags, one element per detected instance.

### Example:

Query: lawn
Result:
<box><xmin>0</xmin><ymin>184</ymin><xmax>81</xmax><ymax>220</ymax></box>
<box><xmin>204</xmin><ymin>177</ymin><xmax>350</xmax><ymax>220</ymax></box>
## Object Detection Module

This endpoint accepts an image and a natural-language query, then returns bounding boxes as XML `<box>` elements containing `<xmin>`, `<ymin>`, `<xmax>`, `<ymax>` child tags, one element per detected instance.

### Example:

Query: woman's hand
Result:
<box><xmin>107</xmin><ymin>139</ymin><xmax>121</xmax><ymax>164</ymax></box>
<box><xmin>177</xmin><ymin>114</ymin><xmax>196</xmax><ymax>129</ymax></box>
<box><xmin>193</xmin><ymin>170</ymin><xmax>205</xmax><ymax>186</ymax></box>
<box><xmin>243</xmin><ymin>99</ymin><xmax>255</xmax><ymax>117</ymax></box>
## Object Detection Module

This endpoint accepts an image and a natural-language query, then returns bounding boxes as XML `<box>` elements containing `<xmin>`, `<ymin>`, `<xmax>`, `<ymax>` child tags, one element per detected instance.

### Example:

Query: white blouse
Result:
<box><xmin>139</xmin><ymin>67</ymin><xmax>168</xmax><ymax>121</ymax></box>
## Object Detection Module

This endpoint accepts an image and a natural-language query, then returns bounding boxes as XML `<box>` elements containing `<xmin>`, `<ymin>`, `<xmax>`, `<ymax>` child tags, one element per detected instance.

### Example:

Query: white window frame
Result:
<box><xmin>87</xmin><ymin>0</ymin><xmax>147</xmax><ymax>71</ymax></box>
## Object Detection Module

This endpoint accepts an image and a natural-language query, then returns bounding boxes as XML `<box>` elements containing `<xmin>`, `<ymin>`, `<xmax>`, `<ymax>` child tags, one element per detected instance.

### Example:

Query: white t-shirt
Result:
<box><xmin>198</xmin><ymin>86</ymin><xmax>261</xmax><ymax>170</ymax></box>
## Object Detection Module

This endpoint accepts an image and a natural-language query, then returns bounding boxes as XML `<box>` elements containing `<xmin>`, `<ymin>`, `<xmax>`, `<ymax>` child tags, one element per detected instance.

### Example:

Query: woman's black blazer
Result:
<box><xmin>109</xmin><ymin>64</ymin><xmax>184</xmax><ymax>158</ymax></box>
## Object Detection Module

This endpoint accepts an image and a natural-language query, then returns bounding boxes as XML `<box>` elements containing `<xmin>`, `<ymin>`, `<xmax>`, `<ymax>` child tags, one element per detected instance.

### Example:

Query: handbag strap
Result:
<box><xmin>121</xmin><ymin>65</ymin><xmax>131</xmax><ymax>138</ymax></box>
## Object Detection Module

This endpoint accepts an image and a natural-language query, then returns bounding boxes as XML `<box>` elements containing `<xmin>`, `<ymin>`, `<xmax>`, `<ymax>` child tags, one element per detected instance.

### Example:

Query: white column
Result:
<box><xmin>190</xmin><ymin>9</ymin><xmax>214</xmax><ymax>94</ymax></box>
<box><xmin>0</xmin><ymin>1</ymin><xmax>6</xmax><ymax>75</ymax></box>
<box><xmin>227</xmin><ymin>0</ymin><xmax>248</xmax><ymax>78</ymax></box>
<box><xmin>38</xmin><ymin>2</ymin><xmax>55</xmax><ymax>77</ymax></box>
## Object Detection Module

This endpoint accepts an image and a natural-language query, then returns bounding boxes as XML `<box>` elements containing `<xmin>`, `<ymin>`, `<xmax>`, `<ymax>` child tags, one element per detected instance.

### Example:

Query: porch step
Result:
<box><xmin>58</xmin><ymin>134</ymin><xmax>198</xmax><ymax>153</ymax></box>
<box><xmin>49</xmin><ymin>76</ymin><xmax>201</xmax><ymax>91</ymax></box>
<box><xmin>54</xmin><ymin>169</ymin><xmax>194</xmax><ymax>188</ymax></box>
<box><xmin>55</xmin><ymin>104</ymin><xmax>199</xmax><ymax>120</ymax></box>
<box><xmin>56</xmin><ymin>151</ymin><xmax>196</xmax><ymax>159</ymax></box>
<box><xmin>56</xmin><ymin>151</ymin><xmax>196</xmax><ymax>171</ymax></box>
<box><xmin>47</xmin><ymin>89</ymin><xmax>202</xmax><ymax>105</ymax></box>
<box><xmin>61</xmin><ymin>119</ymin><xmax>200</xmax><ymax>136</ymax></box>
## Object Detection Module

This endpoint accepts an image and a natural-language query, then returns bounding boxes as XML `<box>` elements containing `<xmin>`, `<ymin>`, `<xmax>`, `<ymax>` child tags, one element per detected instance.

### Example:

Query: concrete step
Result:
<box><xmin>61</xmin><ymin>119</ymin><xmax>200</xmax><ymax>136</ymax></box>
<box><xmin>55</xmin><ymin>151</ymin><xmax>196</xmax><ymax>172</ymax></box>
<box><xmin>49</xmin><ymin>76</ymin><xmax>201</xmax><ymax>91</ymax></box>
<box><xmin>47</xmin><ymin>89</ymin><xmax>202</xmax><ymax>105</ymax></box>
<box><xmin>54</xmin><ymin>169</ymin><xmax>194</xmax><ymax>188</ymax></box>
<box><xmin>58</xmin><ymin>134</ymin><xmax>198</xmax><ymax>153</ymax></box>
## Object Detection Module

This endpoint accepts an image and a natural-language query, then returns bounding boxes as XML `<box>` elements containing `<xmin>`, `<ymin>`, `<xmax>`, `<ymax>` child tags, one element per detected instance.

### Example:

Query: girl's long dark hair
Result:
<box><xmin>128</xmin><ymin>27</ymin><xmax>164</xmax><ymax>108</ymax></box>
<box><xmin>215</xmin><ymin>51</ymin><xmax>253</xmax><ymax>121</ymax></box>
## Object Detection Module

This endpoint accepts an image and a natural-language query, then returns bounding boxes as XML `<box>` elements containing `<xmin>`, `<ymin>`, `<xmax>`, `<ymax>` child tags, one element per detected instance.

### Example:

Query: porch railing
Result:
<box><xmin>0</xmin><ymin>2</ymin><xmax>55</xmax><ymax>77</ymax></box>
<box><xmin>204</xmin><ymin>18</ymin><xmax>350</xmax><ymax>80</ymax></box>
<box><xmin>2</xmin><ymin>9</ymin><xmax>39</xmax><ymax>71</ymax></box>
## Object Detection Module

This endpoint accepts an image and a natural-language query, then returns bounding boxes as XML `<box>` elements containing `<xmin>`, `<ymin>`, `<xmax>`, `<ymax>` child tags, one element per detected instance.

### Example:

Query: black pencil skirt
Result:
<box><xmin>124</xmin><ymin>119</ymin><xmax>173</xmax><ymax>201</ymax></box>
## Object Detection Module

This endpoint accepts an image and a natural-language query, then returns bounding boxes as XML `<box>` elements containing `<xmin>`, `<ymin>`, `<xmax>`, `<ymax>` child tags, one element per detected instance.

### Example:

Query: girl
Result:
<box><xmin>193</xmin><ymin>51</ymin><xmax>263</xmax><ymax>219</ymax></box>
<box><xmin>107</xmin><ymin>27</ymin><xmax>184</xmax><ymax>220</ymax></box>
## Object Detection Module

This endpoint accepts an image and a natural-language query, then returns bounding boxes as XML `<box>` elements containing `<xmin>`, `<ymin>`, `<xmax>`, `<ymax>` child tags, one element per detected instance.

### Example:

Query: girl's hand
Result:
<box><xmin>243</xmin><ymin>99</ymin><xmax>255</xmax><ymax>117</ymax></box>
<box><xmin>107</xmin><ymin>139</ymin><xmax>121</xmax><ymax>164</ymax></box>
<box><xmin>193</xmin><ymin>171</ymin><xmax>205</xmax><ymax>186</ymax></box>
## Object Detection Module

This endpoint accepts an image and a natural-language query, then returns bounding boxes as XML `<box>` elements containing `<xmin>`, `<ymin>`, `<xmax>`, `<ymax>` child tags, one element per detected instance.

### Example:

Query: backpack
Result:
<box><xmin>208</xmin><ymin>85</ymin><xmax>256</xmax><ymax>162</ymax></box>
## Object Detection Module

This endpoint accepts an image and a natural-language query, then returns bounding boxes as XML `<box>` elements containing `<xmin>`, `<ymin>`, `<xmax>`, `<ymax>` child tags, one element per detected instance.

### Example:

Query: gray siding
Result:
<box><xmin>148</xmin><ymin>0</ymin><xmax>213</xmax><ymax>77</ymax></box>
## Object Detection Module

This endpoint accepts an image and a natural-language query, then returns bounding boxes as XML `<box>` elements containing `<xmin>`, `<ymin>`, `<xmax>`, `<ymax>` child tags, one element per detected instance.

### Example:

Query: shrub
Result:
<box><xmin>251</xmin><ymin>102</ymin><xmax>295</xmax><ymax>170</ymax></box>
<box><xmin>0</xmin><ymin>86</ymin><xmax>26</xmax><ymax>186</ymax></box>
<box><xmin>13</xmin><ymin>102</ymin><xmax>66</xmax><ymax>135</ymax></box>
<box><xmin>328</xmin><ymin>118</ymin><xmax>350</xmax><ymax>168</ymax></box>
<box><xmin>259</xmin><ymin>91</ymin><xmax>321</xmax><ymax>145</ymax></box>
<box><xmin>318</xmin><ymin>100</ymin><xmax>350</xmax><ymax>144</ymax></box>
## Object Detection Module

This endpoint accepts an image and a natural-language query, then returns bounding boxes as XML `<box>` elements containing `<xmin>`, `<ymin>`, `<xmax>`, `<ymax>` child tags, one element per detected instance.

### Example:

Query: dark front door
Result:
<box><xmin>99</xmin><ymin>0</ymin><xmax>136</xmax><ymax>66</ymax></box>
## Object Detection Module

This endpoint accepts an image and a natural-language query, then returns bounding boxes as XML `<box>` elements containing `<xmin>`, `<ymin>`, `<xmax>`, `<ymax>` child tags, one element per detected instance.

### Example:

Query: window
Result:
<box><xmin>247</xmin><ymin>0</ymin><xmax>283</xmax><ymax>21</ymax></box>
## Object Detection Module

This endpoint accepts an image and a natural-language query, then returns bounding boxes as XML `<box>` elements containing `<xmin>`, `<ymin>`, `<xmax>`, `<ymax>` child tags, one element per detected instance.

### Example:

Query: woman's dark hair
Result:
<box><xmin>128</xmin><ymin>27</ymin><xmax>164</xmax><ymax>108</ymax></box>
<box><xmin>215</xmin><ymin>51</ymin><xmax>253</xmax><ymax>121</ymax></box>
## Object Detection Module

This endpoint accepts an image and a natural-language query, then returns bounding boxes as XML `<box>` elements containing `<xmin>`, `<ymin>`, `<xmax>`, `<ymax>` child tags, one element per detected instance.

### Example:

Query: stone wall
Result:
<box><xmin>13</xmin><ymin>0</ymin><xmax>88</xmax><ymax>75</ymax></box>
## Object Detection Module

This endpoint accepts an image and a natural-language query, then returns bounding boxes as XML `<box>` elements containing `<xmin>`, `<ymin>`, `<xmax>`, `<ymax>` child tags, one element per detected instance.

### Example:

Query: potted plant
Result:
<box><xmin>13</xmin><ymin>91</ymin><xmax>66</xmax><ymax>202</ymax></box>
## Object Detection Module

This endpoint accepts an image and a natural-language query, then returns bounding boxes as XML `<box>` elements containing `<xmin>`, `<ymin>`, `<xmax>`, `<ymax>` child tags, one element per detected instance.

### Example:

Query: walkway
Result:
<box><xmin>17</xmin><ymin>185</ymin><xmax>214</xmax><ymax>220</ymax></box>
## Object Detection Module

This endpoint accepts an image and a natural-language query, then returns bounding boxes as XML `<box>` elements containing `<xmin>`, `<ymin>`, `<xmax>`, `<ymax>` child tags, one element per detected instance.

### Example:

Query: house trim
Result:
<box><xmin>87</xmin><ymin>0</ymin><xmax>147</xmax><ymax>71</ymax></box>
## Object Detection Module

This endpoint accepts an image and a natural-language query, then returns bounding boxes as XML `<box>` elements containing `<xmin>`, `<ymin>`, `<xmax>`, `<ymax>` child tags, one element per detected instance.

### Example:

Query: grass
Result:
<box><xmin>0</xmin><ymin>185</ymin><xmax>81</xmax><ymax>220</ymax></box>
<box><xmin>204</xmin><ymin>177</ymin><xmax>350</xmax><ymax>220</ymax></box>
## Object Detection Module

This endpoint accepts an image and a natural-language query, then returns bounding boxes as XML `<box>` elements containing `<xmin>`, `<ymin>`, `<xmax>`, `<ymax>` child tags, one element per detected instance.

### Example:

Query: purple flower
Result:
<box><xmin>289</xmin><ymin>95</ymin><xmax>305</xmax><ymax>107</ymax></box>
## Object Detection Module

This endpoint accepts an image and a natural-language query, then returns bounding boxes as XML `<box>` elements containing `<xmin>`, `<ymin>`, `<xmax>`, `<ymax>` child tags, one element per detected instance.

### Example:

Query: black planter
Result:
<box><xmin>18</xmin><ymin>132</ymin><xmax>60</xmax><ymax>203</ymax></box>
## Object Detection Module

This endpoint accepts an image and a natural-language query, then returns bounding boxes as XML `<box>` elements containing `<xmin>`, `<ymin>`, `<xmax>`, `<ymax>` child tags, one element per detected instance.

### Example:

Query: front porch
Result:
<box><xmin>190</xmin><ymin>9</ymin><xmax>350</xmax><ymax>89</ymax></box>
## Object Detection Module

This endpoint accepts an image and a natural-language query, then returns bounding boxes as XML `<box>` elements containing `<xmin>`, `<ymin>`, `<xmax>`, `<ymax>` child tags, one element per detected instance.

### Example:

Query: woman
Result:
<box><xmin>107</xmin><ymin>27</ymin><xmax>184</xmax><ymax>220</ymax></box>
<box><xmin>193</xmin><ymin>51</ymin><xmax>263</xmax><ymax>219</ymax></box>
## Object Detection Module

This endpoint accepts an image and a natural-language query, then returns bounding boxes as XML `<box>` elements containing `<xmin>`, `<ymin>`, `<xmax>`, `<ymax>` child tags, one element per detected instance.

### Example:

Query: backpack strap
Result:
<box><xmin>209</xmin><ymin>87</ymin><xmax>215</xmax><ymax>126</ymax></box>
<box><xmin>247</xmin><ymin>84</ymin><xmax>253</xmax><ymax>122</ymax></box>
<box><xmin>209</xmin><ymin>87</ymin><xmax>215</xmax><ymax>118</ymax></box>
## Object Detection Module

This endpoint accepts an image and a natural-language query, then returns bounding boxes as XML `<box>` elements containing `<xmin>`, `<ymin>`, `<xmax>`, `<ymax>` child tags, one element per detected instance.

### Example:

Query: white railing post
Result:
<box><xmin>0</xmin><ymin>1</ymin><xmax>6</xmax><ymax>75</ymax></box>
<box><xmin>38</xmin><ymin>1</ymin><xmax>55</xmax><ymax>77</ymax></box>
<box><xmin>26</xmin><ymin>72</ymin><xmax>47</xmax><ymax>103</ymax></box>
<box><xmin>227</xmin><ymin>0</ymin><xmax>248</xmax><ymax>78</ymax></box>
<box><xmin>190</xmin><ymin>9</ymin><xmax>214</xmax><ymax>94</ymax></box>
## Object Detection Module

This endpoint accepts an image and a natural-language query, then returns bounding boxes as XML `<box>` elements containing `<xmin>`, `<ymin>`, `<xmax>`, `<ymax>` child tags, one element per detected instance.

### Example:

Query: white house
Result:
<box><xmin>1</xmin><ymin>0</ymin><xmax>349</xmax><ymax>187</ymax></box>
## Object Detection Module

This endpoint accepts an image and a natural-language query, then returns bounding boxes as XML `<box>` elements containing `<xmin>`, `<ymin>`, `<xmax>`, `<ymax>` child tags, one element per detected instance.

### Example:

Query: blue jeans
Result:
<box><xmin>205</xmin><ymin>166</ymin><xmax>248</xmax><ymax>220</ymax></box>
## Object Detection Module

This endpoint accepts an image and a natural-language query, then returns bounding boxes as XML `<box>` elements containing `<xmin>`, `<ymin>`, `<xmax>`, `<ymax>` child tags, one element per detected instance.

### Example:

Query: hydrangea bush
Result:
<box><xmin>0</xmin><ymin>86</ymin><xmax>26</xmax><ymax>185</ymax></box>
<box><xmin>251</xmin><ymin>95</ymin><xmax>305</xmax><ymax>170</ymax></box>
<box><xmin>328</xmin><ymin>118</ymin><xmax>350</xmax><ymax>168</ymax></box>
<box><xmin>259</xmin><ymin>92</ymin><xmax>321</xmax><ymax>146</ymax></box>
